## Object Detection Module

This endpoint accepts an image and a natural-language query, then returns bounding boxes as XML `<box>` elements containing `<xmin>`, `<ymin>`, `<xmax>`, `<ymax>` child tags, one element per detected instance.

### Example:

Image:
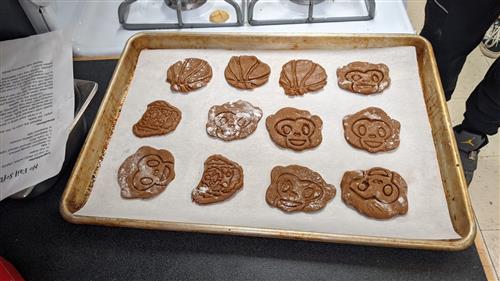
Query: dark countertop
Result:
<box><xmin>0</xmin><ymin>60</ymin><xmax>486</xmax><ymax>281</ymax></box>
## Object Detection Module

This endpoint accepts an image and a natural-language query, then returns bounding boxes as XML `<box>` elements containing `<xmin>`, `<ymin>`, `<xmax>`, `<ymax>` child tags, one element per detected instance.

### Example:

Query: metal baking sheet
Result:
<box><xmin>61</xmin><ymin>33</ymin><xmax>475</xmax><ymax>250</ymax></box>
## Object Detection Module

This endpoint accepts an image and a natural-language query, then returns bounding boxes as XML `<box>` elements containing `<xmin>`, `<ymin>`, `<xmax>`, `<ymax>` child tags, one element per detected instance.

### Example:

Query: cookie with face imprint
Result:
<box><xmin>341</xmin><ymin>167</ymin><xmax>408</xmax><ymax>219</ymax></box>
<box><xmin>266</xmin><ymin>107</ymin><xmax>323</xmax><ymax>151</ymax></box>
<box><xmin>192</xmin><ymin>154</ymin><xmax>244</xmax><ymax>204</ymax></box>
<box><xmin>337</xmin><ymin>61</ymin><xmax>390</xmax><ymax>95</ymax></box>
<box><xmin>279</xmin><ymin>59</ymin><xmax>327</xmax><ymax>96</ymax></box>
<box><xmin>224</xmin><ymin>55</ymin><xmax>271</xmax><ymax>89</ymax></box>
<box><xmin>266</xmin><ymin>165</ymin><xmax>336</xmax><ymax>213</ymax></box>
<box><xmin>118</xmin><ymin>146</ymin><xmax>175</xmax><ymax>199</ymax></box>
<box><xmin>133</xmin><ymin>100</ymin><xmax>181</xmax><ymax>138</ymax></box>
<box><xmin>343</xmin><ymin>107</ymin><xmax>400</xmax><ymax>153</ymax></box>
<box><xmin>166</xmin><ymin>58</ymin><xmax>212</xmax><ymax>93</ymax></box>
<box><xmin>206</xmin><ymin>100</ymin><xmax>263</xmax><ymax>141</ymax></box>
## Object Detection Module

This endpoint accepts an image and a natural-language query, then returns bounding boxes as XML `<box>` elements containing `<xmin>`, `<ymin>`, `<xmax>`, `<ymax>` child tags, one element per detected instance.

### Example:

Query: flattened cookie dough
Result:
<box><xmin>266</xmin><ymin>165</ymin><xmax>336</xmax><ymax>213</ymax></box>
<box><xmin>341</xmin><ymin>167</ymin><xmax>408</xmax><ymax>219</ymax></box>
<box><xmin>133</xmin><ymin>100</ymin><xmax>181</xmax><ymax>138</ymax></box>
<box><xmin>225</xmin><ymin>55</ymin><xmax>270</xmax><ymax>89</ymax></box>
<box><xmin>166</xmin><ymin>58</ymin><xmax>212</xmax><ymax>93</ymax></box>
<box><xmin>206</xmin><ymin>100</ymin><xmax>263</xmax><ymax>141</ymax></box>
<box><xmin>337</xmin><ymin>61</ymin><xmax>390</xmax><ymax>95</ymax></box>
<box><xmin>118</xmin><ymin>146</ymin><xmax>175</xmax><ymax>199</ymax></box>
<box><xmin>192</xmin><ymin>154</ymin><xmax>244</xmax><ymax>204</ymax></box>
<box><xmin>279</xmin><ymin>59</ymin><xmax>327</xmax><ymax>96</ymax></box>
<box><xmin>343</xmin><ymin>107</ymin><xmax>400</xmax><ymax>153</ymax></box>
<box><xmin>266</xmin><ymin>107</ymin><xmax>323</xmax><ymax>151</ymax></box>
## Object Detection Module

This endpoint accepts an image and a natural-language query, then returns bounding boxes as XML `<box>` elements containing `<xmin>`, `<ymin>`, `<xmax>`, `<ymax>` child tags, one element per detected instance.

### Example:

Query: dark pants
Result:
<box><xmin>420</xmin><ymin>0</ymin><xmax>500</xmax><ymax>135</ymax></box>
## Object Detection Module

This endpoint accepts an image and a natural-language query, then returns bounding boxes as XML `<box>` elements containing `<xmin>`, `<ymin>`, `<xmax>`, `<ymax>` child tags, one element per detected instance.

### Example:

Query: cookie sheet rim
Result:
<box><xmin>60</xmin><ymin>33</ymin><xmax>475</xmax><ymax>251</ymax></box>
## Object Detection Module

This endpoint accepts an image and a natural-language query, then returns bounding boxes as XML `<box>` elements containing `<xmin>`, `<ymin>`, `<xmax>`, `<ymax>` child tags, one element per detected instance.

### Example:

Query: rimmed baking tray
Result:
<box><xmin>60</xmin><ymin>33</ymin><xmax>475</xmax><ymax>251</ymax></box>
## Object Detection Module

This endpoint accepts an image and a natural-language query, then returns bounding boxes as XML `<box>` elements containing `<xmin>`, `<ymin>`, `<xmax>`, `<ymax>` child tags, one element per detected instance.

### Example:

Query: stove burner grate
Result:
<box><xmin>248</xmin><ymin>0</ymin><xmax>375</xmax><ymax>26</ymax></box>
<box><xmin>164</xmin><ymin>0</ymin><xmax>208</xmax><ymax>10</ymax></box>
<box><xmin>118</xmin><ymin>0</ymin><xmax>244</xmax><ymax>30</ymax></box>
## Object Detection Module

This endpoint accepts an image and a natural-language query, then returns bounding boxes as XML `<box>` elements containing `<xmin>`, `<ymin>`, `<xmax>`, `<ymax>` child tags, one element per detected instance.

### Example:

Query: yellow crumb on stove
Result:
<box><xmin>209</xmin><ymin>10</ymin><xmax>230</xmax><ymax>23</ymax></box>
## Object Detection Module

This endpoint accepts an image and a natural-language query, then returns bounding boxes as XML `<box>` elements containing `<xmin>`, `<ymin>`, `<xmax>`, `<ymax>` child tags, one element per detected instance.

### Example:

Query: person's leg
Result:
<box><xmin>421</xmin><ymin>0</ymin><xmax>500</xmax><ymax>184</ymax></box>
<box><xmin>462</xmin><ymin>58</ymin><xmax>500</xmax><ymax>136</ymax></box>
<box><xmin>454</xmin><ymin>58</ymin><xmax>499</xmax><ymax>184</ymax></box>
<box><xmin>420</xmin><ymin>0</ymin><xmax>500</xmax><ymax>100</ymax></box>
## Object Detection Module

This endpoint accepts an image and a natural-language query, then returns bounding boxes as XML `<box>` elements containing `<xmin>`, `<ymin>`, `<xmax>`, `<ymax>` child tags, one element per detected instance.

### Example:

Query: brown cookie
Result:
<box><xmin>192</xmin><ymin>154</ymin><xmax>244</xmax><ymax>204</ymax></box>
<box><xmin>340</xmin><ymin>167</ymin><xmax>408</xmax><ymax>219</ymax></box>
<box><xmin>118</xmin><ymin>146</ymin><xmax>175</xmax><ymax>199</ymax></box>
<box><xmin>343</xmin><ymin>107</ymin><xmax>400</xmax><ymax>153</ymax></box>
<box><xmin>336</xmin><ymin>61</ymin><xmax>390</xmax><ymax>95</ymax></box>
<box><xmin>132</xmin><ymin>100</ymin><xmax>182</xmax><ymax>138</ymax></box>
<box><xmin>224</xmin><ymin>55</ymin><xmax>271</xmax><ymax>89</ymax></box>
<box><xmin>266</xmin><ymin>107</ymin><xmax>323</xmax><ymax>151</ymax></box>
<box><xmin>166</xmin><ymin>58</ymin><xmax>212</xmax><ymax>93</ymax></box>
<box><xmin>266</xmin><ymin>165</ymin><xmax>336</xmax><ymax>213</ymax></box>
<box><xmin>206</xmin><ymin>100</ymin><xmax>263</xmax><ymax>141</ymax></box>
<box><xmin>279</xmin><ymin>59</ymin><xmax>327</xmax><ymax>96</ymax></box>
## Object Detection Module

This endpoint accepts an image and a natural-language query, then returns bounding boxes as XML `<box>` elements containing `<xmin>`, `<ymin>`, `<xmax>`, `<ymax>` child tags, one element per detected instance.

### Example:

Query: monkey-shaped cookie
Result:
<box><xmin>343</xmin><ymin>107</ymin><xmax>400</xmax><ymax>153</ymax></box>
<box><xmin>341</xmin><ymin>167</ymin><xmax>408</xmax><ymax>219</ymax></box>
<box><xmin>337</xmin><ymin>61</ymin><xmax>390</xmax><ymax>95</ymax></box>
<box><xmin>266</xmin><ymin>165</ymin><xmax>336</xmax><ymax>213</ymax></box>
<box><xmin>118</xmin><ymin>146</ymin><xmax>175</xmax><ymax>199</ymax></box>
<box><xmin>206</xmin><ymin>100</ymin><xmax>263</xmax><ymax>141</ymax></box>
<box><xmin>266</xmin><ymin>107</ymin><xmax>323</xmax><ymax>151</ymax></box>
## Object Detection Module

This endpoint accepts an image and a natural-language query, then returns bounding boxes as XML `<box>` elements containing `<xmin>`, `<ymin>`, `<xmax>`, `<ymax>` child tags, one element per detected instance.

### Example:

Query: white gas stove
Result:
<box><xmin>20</xmin><ymin>0</ymin><xmax>414</xmax><ymax>57</ymax></box>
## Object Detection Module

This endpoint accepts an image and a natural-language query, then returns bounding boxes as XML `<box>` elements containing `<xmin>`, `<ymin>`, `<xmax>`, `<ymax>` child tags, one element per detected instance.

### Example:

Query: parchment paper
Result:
<box><xmin>76</xmin><ymin>46</ymin><xmax>460</xmax><ymax>240</ymax></box>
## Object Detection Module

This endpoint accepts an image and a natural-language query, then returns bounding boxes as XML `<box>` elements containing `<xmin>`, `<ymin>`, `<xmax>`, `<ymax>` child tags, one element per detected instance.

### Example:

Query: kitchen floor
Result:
<box><xmin>406</xmin><ymin>1</ymin><xmax>500</xmax><ymax>280</ymax></box>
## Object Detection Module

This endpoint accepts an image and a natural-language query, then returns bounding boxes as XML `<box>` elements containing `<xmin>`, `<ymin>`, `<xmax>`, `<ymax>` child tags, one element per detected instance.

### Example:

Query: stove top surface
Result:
<box><xmin>47</xmin><ymin>0</ymin><xmax>414</xmax><ymax>57</ymax></box>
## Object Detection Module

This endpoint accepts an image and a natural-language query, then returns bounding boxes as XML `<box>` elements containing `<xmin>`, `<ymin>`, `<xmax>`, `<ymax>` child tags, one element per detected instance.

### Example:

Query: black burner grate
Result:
<box><xmin>247</xmin><ymin>0</ymin><xmax>375</xmax><ymax>26</ymax></box>
<box><xmin>118</xmin><ymin>0</ymin><xmax>244</xmax><ymax>30</ymax></box>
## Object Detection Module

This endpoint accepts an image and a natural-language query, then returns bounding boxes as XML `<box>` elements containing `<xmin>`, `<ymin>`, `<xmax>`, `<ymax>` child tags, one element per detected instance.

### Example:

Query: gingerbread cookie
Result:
<box><xmin>192</xmin><ymin>154</ymin><xmax>244</xmax><ymax>204</ymax></box>
<box><xmin>336</xmin><ymin>61</ymin><xmax>390</xmax><ymax>95</ymax></box>
<box><xmin>166</xmin><ymin>58</ymin><xmax>212</xmax><ymax>93</ymax></box>
<box><xmin>266</xmin><ymin>165</ymin><xmax>336</xmax><ymax>213</ymax></box>
<box><xmin>266</xmin><ymin>107</ymin><xmax>323</xmax><ymax>151</ymax></box>
<box><xmin>341</xmin><ymin>167</ymin><xmax>408</xmax><ymax>219</ymax></box>
<box><xmin>132</xmin><ymin>100</ymin><xmax>181</xmax><ymax>138</ymax></box>
<box><xmin>206</xmin><ymin>100</ymin><xmax>263</xmax><ymax>141</ymax></box>
<box><xmin>279</xmin><ymin>59</ymin><xmax>327</xmax><ymax>96</ymax></box>
<box><xmin>224</xmin><ymin>55</ymin><xmax>271</xmax><ymax>89</ymax></box>
<box><xmin>118</xmin><ymin>146</ymin><xmax>175</xmax><ymax>199</ymax></box>
<box><xmin>343</xmin><ymin>107</ymin><xmax>400</xmax><ymax>153</ymax></box>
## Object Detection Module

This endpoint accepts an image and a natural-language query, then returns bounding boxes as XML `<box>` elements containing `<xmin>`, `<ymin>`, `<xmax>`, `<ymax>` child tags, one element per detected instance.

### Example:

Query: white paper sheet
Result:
<box><xmin>0</xmin><ymin>31</ymin><xmax>74</xmax><ymax>200</ymax></box>
<box><xmin>76</xmin><ymin>46</ymin><xmax>460</xmax><ymax>240</ymax></box>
